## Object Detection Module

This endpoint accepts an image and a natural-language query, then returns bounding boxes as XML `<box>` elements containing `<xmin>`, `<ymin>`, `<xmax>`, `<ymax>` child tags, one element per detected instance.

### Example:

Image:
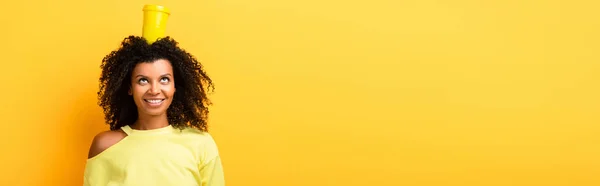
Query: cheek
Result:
<box><xmin>131</xmin><ymin>86</ymin><xmax>146</xmax><ymax>98</ymax></box>
<box><xmin>163</xmin><ymin>85</ymin><xmax>176</xmax><ymax>97</ymax></box>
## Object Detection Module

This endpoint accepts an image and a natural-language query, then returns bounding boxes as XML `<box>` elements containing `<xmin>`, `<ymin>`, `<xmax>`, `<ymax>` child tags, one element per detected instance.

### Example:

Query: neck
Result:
<box><xmin>132</xmin><ymin>113</ymin><xmax>169</xmax><ymax>130</ymax></box>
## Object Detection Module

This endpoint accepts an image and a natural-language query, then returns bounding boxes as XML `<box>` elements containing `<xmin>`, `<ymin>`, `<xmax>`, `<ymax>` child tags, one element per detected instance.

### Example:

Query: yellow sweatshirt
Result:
<box><xmin>83</xmin><ymin>125</ymin><xmax>224</xmax><ymax>186</ymax></box>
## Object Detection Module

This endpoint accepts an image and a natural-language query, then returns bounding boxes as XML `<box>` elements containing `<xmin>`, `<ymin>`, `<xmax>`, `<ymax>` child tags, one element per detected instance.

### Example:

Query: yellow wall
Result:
<box><xmin>1</xmin><ymin>0</ymin><xmax>599</xmax><ymax>185</ymax></box>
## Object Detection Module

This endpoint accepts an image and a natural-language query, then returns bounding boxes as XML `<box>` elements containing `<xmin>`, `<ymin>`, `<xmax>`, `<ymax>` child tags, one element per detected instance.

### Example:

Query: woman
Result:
<box><xmin>83</xmin><ymin>35</ymin><xmax>224</xmax><ymax>186</ymax></box>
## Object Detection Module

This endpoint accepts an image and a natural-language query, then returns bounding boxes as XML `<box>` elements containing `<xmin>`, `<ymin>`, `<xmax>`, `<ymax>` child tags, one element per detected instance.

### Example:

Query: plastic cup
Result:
<box><xmin>142</xmin><ymin>5</ymin><xmax>171</xmax><ymax>44</ymax></box>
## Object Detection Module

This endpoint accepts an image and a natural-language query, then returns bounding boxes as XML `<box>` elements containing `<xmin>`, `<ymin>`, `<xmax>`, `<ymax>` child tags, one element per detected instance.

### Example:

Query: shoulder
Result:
<box><xmin>176</xmin><ymin>127</ymin><xmax>221</xmax><ymax>159</ymax></box>
<box><xmin>183</xmin><ymin>128</ymin><xmax>219</xmax><ymax>145</ymax></box>
<box><xmin>87</xmin><ymin>129</ymin><xmax>128</xmax><ymax>159</ymax></box>
<box><xmin>177</xmin><ymin>127</ymin><xmax>216</xmax><ymax>141</ymax></box>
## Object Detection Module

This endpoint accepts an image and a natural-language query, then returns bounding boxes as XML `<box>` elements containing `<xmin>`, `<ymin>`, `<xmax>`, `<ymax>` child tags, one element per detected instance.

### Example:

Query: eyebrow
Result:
<box><xmin>135</xmin><ymin>73</ymin><xmax>173</xmax><ymax>78</ymax></box>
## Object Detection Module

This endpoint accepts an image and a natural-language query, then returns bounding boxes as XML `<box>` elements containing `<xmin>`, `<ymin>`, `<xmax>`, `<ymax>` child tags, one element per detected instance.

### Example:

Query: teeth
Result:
<box><xmin>146</xmin><ymin>99</ymin><xmax>163</xmax><ymax>103</ymax></box>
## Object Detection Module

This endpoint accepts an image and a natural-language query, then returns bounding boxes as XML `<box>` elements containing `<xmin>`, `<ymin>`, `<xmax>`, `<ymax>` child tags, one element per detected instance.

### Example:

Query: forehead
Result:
<box><xmin>132</xmin><ymin>59</ymin><xmax>173</xmax><ymax>76</ymax></box>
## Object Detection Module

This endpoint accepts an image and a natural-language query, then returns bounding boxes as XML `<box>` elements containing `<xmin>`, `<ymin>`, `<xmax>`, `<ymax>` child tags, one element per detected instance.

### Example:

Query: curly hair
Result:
<box><xmin>98</xmin><ymin>35</ymin><xmax>214</xmax><ymax>131</ymax></box>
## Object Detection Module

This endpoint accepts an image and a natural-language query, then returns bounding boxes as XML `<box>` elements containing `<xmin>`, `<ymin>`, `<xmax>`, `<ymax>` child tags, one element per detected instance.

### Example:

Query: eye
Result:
<box><xmin>138</xmin><ymin>78</ymin><xmax>148</xmax><ymax>84</ymax></box>
<box><xmin>160</xmin><ymin>77</ymin><xmax>170</xmax><ymax>83</ymax></box>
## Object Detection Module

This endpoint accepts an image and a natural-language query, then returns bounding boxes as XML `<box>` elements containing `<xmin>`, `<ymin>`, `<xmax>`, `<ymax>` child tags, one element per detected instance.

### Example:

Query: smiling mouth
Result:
<box><xmin>144</xmin><ymin>99</ymin><xmax>165</xmax><ymax>105</ymax></box>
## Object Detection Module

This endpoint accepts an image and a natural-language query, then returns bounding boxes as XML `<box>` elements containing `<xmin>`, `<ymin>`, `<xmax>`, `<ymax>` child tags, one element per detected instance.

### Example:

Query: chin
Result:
<box><xmin>140</xmin><ymin>108</ymin><xmax>168</xmax><ymax>116</ymax></box>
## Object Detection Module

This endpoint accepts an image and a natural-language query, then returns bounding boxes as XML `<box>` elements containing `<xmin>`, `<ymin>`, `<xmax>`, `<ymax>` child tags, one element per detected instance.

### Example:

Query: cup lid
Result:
<box><xmin>143</xmin><ymin>4</ymin><xmax>171</xmax><ymax>14</ymax></box>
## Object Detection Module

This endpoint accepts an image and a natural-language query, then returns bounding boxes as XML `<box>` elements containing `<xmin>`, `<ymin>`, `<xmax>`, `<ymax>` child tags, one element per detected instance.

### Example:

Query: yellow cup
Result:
<box><xmin>142</xmin><ymin>5</ymin><xmax>171</xmax><ymax>44</ymax></box>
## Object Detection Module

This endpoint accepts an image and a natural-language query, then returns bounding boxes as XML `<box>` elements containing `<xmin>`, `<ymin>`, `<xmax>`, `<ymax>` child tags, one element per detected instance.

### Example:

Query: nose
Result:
<box><xmin>148</xmin><ymin>83</ymin><xmax>160</xmax><ymax>95</ymax></box>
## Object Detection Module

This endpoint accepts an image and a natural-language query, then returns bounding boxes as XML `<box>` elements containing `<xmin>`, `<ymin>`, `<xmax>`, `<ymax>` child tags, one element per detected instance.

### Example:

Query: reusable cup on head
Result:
<box><xmin>142</xmin><ymin>4</ymin><xmax>171</xmax><ymax>44</ymax></box>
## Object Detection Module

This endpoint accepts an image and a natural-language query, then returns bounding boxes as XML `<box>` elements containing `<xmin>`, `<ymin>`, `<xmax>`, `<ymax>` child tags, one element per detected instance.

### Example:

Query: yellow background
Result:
<box><xmin>1</xmin><ymin>0</ymin><xmax>599</xmax><ymax>185</ymax></box>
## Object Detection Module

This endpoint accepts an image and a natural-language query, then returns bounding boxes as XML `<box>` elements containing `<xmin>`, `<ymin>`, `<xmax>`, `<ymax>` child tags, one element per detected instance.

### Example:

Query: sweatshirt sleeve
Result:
<box><xmin>83</xmin><ymin>158</ymin><xmax>110</xmax><ymax>186</ymax></box>
<box><xmin>199</xmin><ymin>155</ymin><xmax>225</xmax><ymax>186</ymax></box>
<box><xmin>198</xmin><ymin>133</ymin><xmax>225</xmax><ymax>186</ymax></box>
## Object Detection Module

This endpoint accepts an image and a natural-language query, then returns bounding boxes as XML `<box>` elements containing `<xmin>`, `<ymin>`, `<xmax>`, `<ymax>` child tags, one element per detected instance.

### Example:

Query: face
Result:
<box><xmin>129</xmin><ymin>59</ymin><xmax>176</xmax><ymax>117</ymax></box>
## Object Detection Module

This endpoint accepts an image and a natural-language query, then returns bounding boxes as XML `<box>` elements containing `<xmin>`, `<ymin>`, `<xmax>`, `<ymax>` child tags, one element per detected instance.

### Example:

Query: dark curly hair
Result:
<box><xmin>98</xmin><ymin>35</ymin><xmax>214</xmax><ymax>131</ymax></box>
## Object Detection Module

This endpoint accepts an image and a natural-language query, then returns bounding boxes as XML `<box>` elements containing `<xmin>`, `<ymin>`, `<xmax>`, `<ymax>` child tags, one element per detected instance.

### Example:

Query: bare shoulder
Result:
<box><xmin>88</xmin><ymin>129</ymin><xmax>128</xmax><ymax>159</ymax></box>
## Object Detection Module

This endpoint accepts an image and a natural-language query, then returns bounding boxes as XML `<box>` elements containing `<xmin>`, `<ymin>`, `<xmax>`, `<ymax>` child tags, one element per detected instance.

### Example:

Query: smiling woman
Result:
<box><xmin>83</xmin><ymin>35</ymin><xmax>224</xmax><ymax>186</ymax></box>
<box><xmin>129</xmin><ymin>59</ymin><xmax>176</xmax><ymax>120</ymax></box>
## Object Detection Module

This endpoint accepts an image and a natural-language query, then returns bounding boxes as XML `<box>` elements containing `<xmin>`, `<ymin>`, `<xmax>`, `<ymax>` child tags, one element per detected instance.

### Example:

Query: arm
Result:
<box><xmin>199</xmin><ymin>155</ymin><xmax>225</xmax><ymax>186</ymax></box>
<box><xmin>84</xmin><ymin>130</ymin><xmax>127</xmax><ymax>186</ymax></box>
<box><xmin>198</xmin><ymin>133</ymin><xmax>225</xmax><ymax>186</ymax></box>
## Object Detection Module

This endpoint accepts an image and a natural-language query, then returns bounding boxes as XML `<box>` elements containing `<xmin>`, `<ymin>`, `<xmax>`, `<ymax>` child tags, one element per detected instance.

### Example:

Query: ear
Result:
<box><xmin>128</xmin><ymin>87</ymin><xmax>132</xmax><ymax>95</ymax></box>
